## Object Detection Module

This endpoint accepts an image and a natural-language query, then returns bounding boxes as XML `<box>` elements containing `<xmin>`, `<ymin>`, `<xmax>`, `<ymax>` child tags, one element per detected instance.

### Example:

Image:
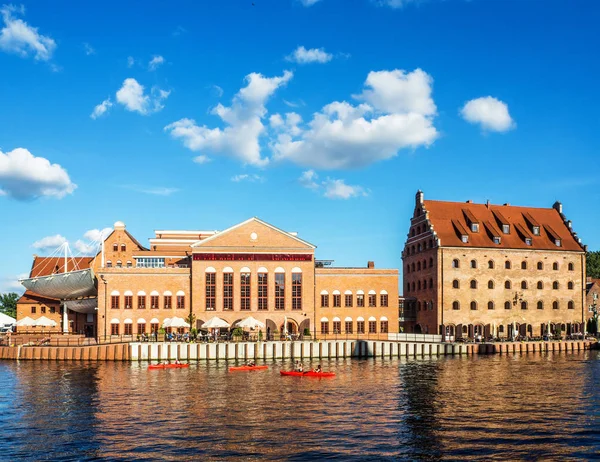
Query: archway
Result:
<box><xmin>266</xmin><ymin>319</ymin><xmax>277</xmax><ymax>340</ymax></box>
<box><xmin>415</xmin><ymin>324</ymin><xmax>423</xmax><ymax>334</ymax></box>
<box><xmin>280</xmin><ymin>318</ymin><xmax>299</xmax><ymax>336</ymax></box>
<box><xmin>298</xmin><ymin>318</ymin><xmax>311</xmax><ymax>337</ymax></box>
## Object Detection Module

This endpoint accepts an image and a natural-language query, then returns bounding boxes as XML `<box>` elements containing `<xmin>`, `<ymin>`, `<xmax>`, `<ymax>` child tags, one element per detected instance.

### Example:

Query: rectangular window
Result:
<box><xmin>241</xmin><ymin>273</ymin><xmax>251</xmax><ymax>311</ymax></box>
<box><xmin>380</xmin><ymin>321</ymin><xmax>388</xmax><ymax>333</ymax></box>
<box><xmin>137</xmin><ymin>323</ymin><xmax>146</xmax><ymax>334</ymax></box>
<box><xmin>223</xmin><ymin>272</ymin><xmax>233</xmax><ymax>311</ymax></box>
<box><xmin>124</xmin><ymin>324</ymin><xmax>133</xmax><ymax>335</ymax></box>
<box><xmin>150</xmin><ymin>295</ymin><xmax>159</xmax><ymax>309</ymax></box>
<box><xmin>357</xmin><ymin>294</ymin><xmax>365</xmax><ymax>307</ymax></box>
<box><xmin>50</xmin><ymin>307</ymin><xmax>56</xmax><ymax>314</ymax></box>
<box><xmin>368</xmin><ymin>321</ymin><xmax>377</xmax><ymax>333</ymax></box>
<box><xmin>111</xmin><ymin>295</ymin><xmax>120</xmax><ymax>309</ymax></box>
<box><xmin>111</xmin><ymin>324</ymin><xmax>119</xmax><ymax>335</ymax></box>
<box><xmin>124</xmin><ymin>295</ymin><xmax>133</xmax><ymax>309</ymax></box>
<box><xmin>332</xmin><ymin>321</ymin><xmax>341</xmax><ymax>334</ymax></box>
<box><xmin>258</xmin><ymin>273</ymin><xmax>268</xmax><ymax>310</ymax></box>
<box><xmin>177</xmin><ymin>295</ymin><xmax>185</xmax><ymax>309</ymax></box>
<box><xmin>345</xmin><ymin>321</ymin><xmax>353</xmax><ymax>334</ymax></box>
<box><xmin>368</xmin><ymin>294</ymin><xmax>377</xmax><ymax>307</ymax></box>
<box><xmin>321</xmin><ymin>294</ymin><xmax>329</xmax><ymax>307</ymax></box>
<box><xmin>533</xmin><ymin>226</ymin><xmax>540</xmax><ymax>236</ymax></box>
<box><xmin>138</xmin><ymin>295</ymin><xmax>146</xmax><ymax>309</ymax></box>
<box><xmin>320</xmin><ymin>321</ymin><xmax>329</xmax><ymax>334</ymax></box>
<box><xmin>555</xmin><ymin>239</ymin><xmax>561</xmax><ymax>247</ymax></box>
<box><xmin>380</xmin><ymin>294</ymin><xmax>388</xmax><ymax>307</ymax></box>
<box><xmin>164</xmin><ymin>295</ymin><xmax>172</xmax><ymax>309</ymax></box>
<box><xmin>471</xmin><ymin>223</ymin><xmax>479</xmax><ymax>233</ymax></box>
<box><xmin>275</xmin><ymin>273</ymin><xmax>285</xmax><ymax>310</ymax></box>
<box><xmin>206</xmin><ymin>273</ymin><xmax>216</xmax><ymax>311</ymax></box>
<box><xmin>525</xmin><ymin>238</ymin><xmax>532</xmax><ymax>246</ymax></box>
<box><xmin>502</xmin><ymin>224</ymin><xmax>510</xmax><ymax>234</ymax></box>
<box><xmin>135</xmin><ymin>258</ymin><xmax>165</xmax><ymax>268</ymax></box>
<box><xmin>292</xmin><ymin>273</ymin><xmax>302</xmax><ymax>310</ymax></box>
<box><xmin>150</xmin><ymin>323</ymin><xmax>159</xmax><ymax>333</ymax></box>
<box><xmin>461</xmin><ymin>235</ymin><xmax>469</xmax><ymax>243</ymax></box>
<box><xmin>357</xmin><ymin>321</ymin><xmax>365</xmax><ymax>334</ymax></box>
<box><xmin>493</xmin><ymin>236</ymin><xmax>501</xmax><ymax>245</ymax></box>
<box><xmin>31</xmin><ymin>306</ymin><xmax>36</xmax><ymax>314</ymax></box>
<box><xmin>345</xmin><ymin>294</ymin><xmax>353</xmax><ymax>307</ymax></box>
<box><xmin>41</xmin><ymin>306</ymin><xmax>46</xmax><ymax>314</ymax></box>
<box><xmin>333</xmin><ymin>294</ymin><xmax>341</xmax><ymax>307</ymax></box>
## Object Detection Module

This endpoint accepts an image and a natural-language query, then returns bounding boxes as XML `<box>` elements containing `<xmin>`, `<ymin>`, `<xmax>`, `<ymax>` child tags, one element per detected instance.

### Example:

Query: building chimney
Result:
<box><xmin>466</xmin><ymin>200</ymin><xmax>473</xmax><ymax>203</ymax></box>
<box><xmin>553</xmin><ymin>201</ymin><xmax>562</xmax><ymax>214</ymax></box>
<box><xmin>367</xmin><ymin>261</ymin><xmax>375</xmax><ymax>269</ymax></box>
<box><xmin>486</xmin><ymin>200</ymin><xmax>490</xmax><ymax>209</ymax></box>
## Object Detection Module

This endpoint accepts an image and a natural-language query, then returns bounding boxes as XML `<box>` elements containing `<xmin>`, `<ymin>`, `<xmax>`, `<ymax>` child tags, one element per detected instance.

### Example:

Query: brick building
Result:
<box><xmin>587</xmin><ymin>278</ymin><xmax>600</xmax><ymax>320</ymax></box>
<box><xmin>402</xmin><ymin>191</ymin><xmax>587</xmax><ymax>340</ymax></box>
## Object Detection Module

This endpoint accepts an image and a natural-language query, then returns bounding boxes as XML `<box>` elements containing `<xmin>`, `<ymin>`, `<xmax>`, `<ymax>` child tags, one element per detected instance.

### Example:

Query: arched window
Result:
<box><xmin>568</xmin><ymin>300</ymin><xmax>574</xmax><ymax>310</ymax></box>
<box><xmin>452</xmin><ymin>301</ymin><xmax>460</xmax><ymax>310</ymax></box>
<box><xmin>521</xmin><ymin>261</ymin><xmax>527</xmax><ymax>270</ymax></box>
<box><xmin>418</xmin><ymin>244</ymin><xmax>422</xmax><ymax>252</ymax></box>
<box><xmin>121</xmin><ymin>243</ymin><xmax>126</xmax><ymax>252</ymax></box>
<box><xmin>423</xmin><ymin>259</ymin><xmax>427</xmax><ymax>269</ymax></box>
<box><xmin>470</xmin><ymin>280</ymin><xmax>477</xmax><ymax>289</ymax></box>
<box><xmin>568</xmin><ymin>262</ymin><xmax>574</xmax><ymax>271</ymax></box>
<box><xmin>417</xmin><ymin>262</ymin><xmax>421</xmax><ymax>271</ymax></box>
<box><xmin>411</xmin><ymin>229</ymin><xmax>415</xmax><ymax>237</ymax></box>
<box><xmin>411</xmin><ymin>246</ymin><xmax>415</xmax><ymax>255</ymax></box>
<box><xmin>499</xmin><ymin>325</ymin><xmax>505</xmax><ymax>333</ymax></box>
<box><xmin>505</xmin><ymin>260</ymin><xmax>511</xmax><ymax>269</ymax></box>
<box><xmin>470</xmin><ymin>301</ymin><xmax>477</xmax><ymax>310</ymax></box>
<box><xmin>504</xmin><ymin>301</ymin><xmax>511</xmax><ymax>310</ymax></box>
<box><xmin>116</xmin><ymin>260</ymin><xmax>122</xmax><ymax>268</ymax></box>
<box><xmin>406</xmin><ymin>265</ymin><xmax>410</xmax><ymax>274</ymax></box>
<box><xmin>488</xmin><ymin>260</ymin><xmax>494</xmax><ymax>269</ymax></box>
<box><xmin>412</xmin><ymin>282</ymin><xmax>415</xmax><ymax>291</ymax></box>
<box><xmin>537</xmin><ymin>262</ymin><xmax>543</xmax><ymax>270</ymax></box>
<box><xmin>470</xmin><ymin>260</ymin><xmax>477</xmax><ymax>269</ymax></box>
<box><xmin>452</xmin><ymin>280</ymin><xmax>459</xmax><ymax>289</ymax></box>
<box><xmin>429</xmin><ymin>279</ymin><xmax>433</xmax><ymax>289</ymax></box>
<box><xmin>521</xmin><ymin>301</ymin><xmax>527</xmax><ymax>310</ymax></box>
<box><xmin>568</xmin><ymin>281</ymin><xmax>574</xmax><ymax>290</ymax></box>
<box><xmin>452</xmin><ymin>259</ymin><xmax>460</xmax><ymax>268</ymax></box>
<box><xmin>488</xmin><ymin>301</ymin><xmax>494</xmax><ymax>310</ymax></box>
<box><xmin>553</xmin><ymin>301</ymin><xmax>559</xmax><ymax>310</ymax></box>
<box><xmin>552</xmin><ymin>281</ymin><xmax>559</xmax><ymax>290</ymax></box>
<box><xmin>418</xmin><ymin>281</ymin><xmax>421</xmax><ymax>290</ymax></box>
<box><xmin>406</xmin><ymin>282</ymin><xmax>410</xmax><ymax>293</ymax></box>
<box><xmin>429</xmin><ymin>239</ymin><xmax>433</xmax><ymax>248</ymax></box>
<box><xmin>417</xmin><ymin>226</ymin><xmax>421</xmax><ymax>234</ymax></box>
<box><xmin>106</xmin><ymin>260</ymin><xmax>112</xmax><ymax>268</ymax></box>
<box><xmin>537</xmin><ymin>301</ymin><xmax>543</xmax><ymax>310</ymax></box>
<box><xmin>537</xmin><ymin>281</ymin><xmax>543</xmax><ymax>289</ymax></box>
<box><xmin>411</xmin><ymin>262</ymin><xmax>415</xmax><ymax>272</ymax></box>
<box><xmin>417</xmin><ymin>301</ymin><xmax>421</xmax><ymax>311</ymax></box>
<box><xmin>488</xmin><ymin>280</ymin><xmax>494</xmax><ymax>289</ymax></box>
<box><xmin>521</xmin><ymin>280</ymin><xmax>528</xmax><ymax>290</ymax></box>
<box><xmin>553</xmin><ymin>262</ymin><xmax>559</xmax><ymax>270</ymax></box>
<box><xmin>505</xmin><ymin>280</ymin><xmax>511</xmax><ymax>289</ymax></box>
<box><xmin>112</xmin><ymin>243</ymin><xmax>118</xmax><ymax>251</ymax></box>
<box><xmin>429</xmin><ymin>257</ymin><xmax>433</xmax><ymax>267</ymax></box>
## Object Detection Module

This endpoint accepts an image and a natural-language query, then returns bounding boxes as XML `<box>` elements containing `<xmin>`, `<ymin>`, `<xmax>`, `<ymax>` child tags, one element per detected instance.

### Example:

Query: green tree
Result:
<box><xmin>587</xmin><ymin>251</ymin><xmax>600</xmax><ymax>279</ymax></box>
<box><xmin>185</xmin><ymin>312</ymin><xmax>196</xmax><ymax>330</ymax></box>
<box><xmin>0</xmin><ymin>292</ymin><xmax>18</xmax><ymax>319</ymax></box>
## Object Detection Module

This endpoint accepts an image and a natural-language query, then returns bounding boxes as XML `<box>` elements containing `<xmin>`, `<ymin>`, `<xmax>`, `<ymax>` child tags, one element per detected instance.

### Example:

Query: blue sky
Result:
<box><xmin>1</xmin><ymin>0</ymin><xmax>599</xmax><ymax>292</ymax></box>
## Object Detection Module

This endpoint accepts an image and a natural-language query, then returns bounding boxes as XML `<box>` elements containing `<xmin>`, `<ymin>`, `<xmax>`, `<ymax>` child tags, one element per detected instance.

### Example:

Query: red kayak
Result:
<box><xmin>148</xmin><ymin>363</ymin><xmax>189</xmax><ymax>370</ymax></box>
<box><xmin>280</xmin><ymin>371</ymin><xmax>335</xmax><ymax>378</ymax></box>
<box><xmin>229</xmin><ymin>365</ymin><xmax>269</xmax><ymax>372</ymax></box>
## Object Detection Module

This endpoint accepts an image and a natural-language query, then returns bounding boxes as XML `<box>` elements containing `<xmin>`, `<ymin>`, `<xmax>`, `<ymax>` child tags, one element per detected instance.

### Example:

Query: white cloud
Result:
<box><xmin>0</xmin><ymin>272</ymin><xmax>28</xmax><ymax>293</ymax></box>
<box><xmin>0</xmin><ymin>4</ymin><xmax>56</xmax><ymax>61</ymax></box>
<box><xmin>0</xmin><ymin>148</ymin><xmax>77</xmax><ymax>200</ymax></box>
<box><xmin>210</xmin><ymin>85</ymin><xmax>224</xmax><ymax>97</ymax></box>
<box><xmin>283</xmin><ymin>99</ymin><xmax>305</xmax><ymax>108</ymax></box>
<box><xmin>116</xmin><ymin>78</ymin><xmax>170</xmax><ymax>115</ymax></box>
<box><xmin>286</xmin><ymin>46</ymin><xmax>332</xmax><ymax>64</ymax></box>
<box><xmin>123</xmin><ymin>185</ymin><xmax>180</xmax><ymax>196</ymax></box>
<box><xmin>148</xmin><ymin>55</ymin><xmax>165</xmax><ymax>71</ymax></box>
<box><xmin>83</xmin><ymin>227</ymin><xmax>112</xmax><ymax>242</ymax></box>
<box><xmin>127</xmin><ymin>56</ymin><xmax>135</xmax><ymax>68</ymax></box>
<box><xmin>231</xmin><ymin>174</ymin><xmax>264</xmax><ymax>183</ymax></box>
<box><xmin>193</xmin><ymin>155</ymin><xmax>210</xmax><ymax>164</ymax></box>
<box><xmin>83</xmin><ymin>42</ymin><xmax>95</xmax><ymax>55</ymax></box>
<box><xmin>299</xmin><ymin>0</ymin><xmax>322</xmax><ymax>5</ymax></box>
<box><xmin>90</xmin><ymin>98</ymin><xmax>112</xmax><ymax>119</ymax></box>
<box><xmin>165</xmin><ymin>70</ymin><xmax>293</xmax><ymax>167</ymax></box>
<box><xmin>269</xmin><ymin>113</ymin><xmax>284</xmax><ymax>128</ymax></box>
<box><xmin>460</xmin><ymin>96</ymin><xmax>515</xmax><ymax>132</ymax></box>
<box><xmin>32</xmin><ymin>234</ymin><xmax>67</xmax><ymax>251</ymax></box>
<box><xmin>272</xmin><ymin>68</ymin><xmax>438</xmax><ymax>169</ymax></box>
<box><xmin>376</xmin><ymin>0</ymin><xmax>421</xmax><ymax>8</ymax></box>
<box><xmin>74</xmin><ymin>227</ymin><xmax>112</xmax><ymax>255</ymax></box>
<box><xmin>298</xmin><ymin>170</ymin><xmax>367</xmax><ymax>199</ymax></box>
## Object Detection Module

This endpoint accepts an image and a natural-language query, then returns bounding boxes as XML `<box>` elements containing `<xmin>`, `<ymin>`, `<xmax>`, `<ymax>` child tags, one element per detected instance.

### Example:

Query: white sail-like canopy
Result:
<box><xmin>20</xmin><ymin>269</ymin><xmax>97</xmax><ymax>300</ymax></box>
<box><xmin>236</xmin><ymin>316</ymin><xmax>265</xmax><ymax>329</ymax></box>
<box><xmin>0</xmin><ymin>312</ymin><xmax>16</xmax><ymax>326</ymax></box>
<box><xmin>64</xmin><ymin>298</ymin><xmax>97</xmax><ymax>314</ymax></box>
<box><xmin>201</xmin><ymin>317</ymin><xmax>230</xmax><ymax>329</ymax></box>
<box><xmin>34</xmin><ymin>316</ymin><xmax>58</xmax><ymax>327</ymax></box>
<box><xmin>16</xmin><ymin>316</ymin><xmax>36</xmax><ymax>327</ymax></box>
<box><xmin>168</xmin><ymin>316</ymin><xmax>190</xmax><ymax>328</ymax></box>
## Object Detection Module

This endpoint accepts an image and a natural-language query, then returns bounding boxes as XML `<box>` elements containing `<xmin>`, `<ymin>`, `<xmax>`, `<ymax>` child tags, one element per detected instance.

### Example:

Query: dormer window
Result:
<box><xmin>493</xmin><ymin>236</ymin><xmax>501</xmax><ymax>245</ymax></box>
<box><xmin>555</xmin><ymin>239</ymin><xmax>561</xmax><ymax>247</ymax></box>
<box><xmin>525</xmin><ymin>238</ymin><xmax>532</xmax><ymax>246</ymax></box>
<box><xmin>461</xmin><ymin>235</ymin><xmax>469</xmax><ymax>243</ymax></box>
<box><xmin>502</xmin><ymin>224</ymin><xmax>510</xmax><ymax>234</ymax></box>
<box><xmin>471</xmin><ymin>223</ymin><xmax>479</xmax><ymax>233</ymax></box>
<box><xmin>532</xmin><ymin>226</ymin><xmax>540</xmax><ymax>236</ymax></box>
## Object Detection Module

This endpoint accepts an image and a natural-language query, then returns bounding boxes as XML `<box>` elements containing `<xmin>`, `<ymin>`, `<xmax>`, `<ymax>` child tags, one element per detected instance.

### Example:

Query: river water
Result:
<box><xmin>1</xmin><ymin>351</ymin><xmax>599</xmax><ymax>461</ymax></box>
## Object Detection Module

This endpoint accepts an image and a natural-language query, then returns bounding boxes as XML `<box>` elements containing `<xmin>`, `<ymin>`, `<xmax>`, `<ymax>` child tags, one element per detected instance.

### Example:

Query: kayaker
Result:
<box><xmin>175</xmin><ymin>359</ymin><xmax>181</xmax><ymax>365</ymax></box>
<box><xmin>313</xmin><ymin>365</ymin><xmax>322</xmax><ymax>373</ymax></box>
<box><xmin>297</xmin><ymin>363</ymin><xmax>304</xmax><ymax>372</ymax></box>
<box><xmin>247</xmin><ymin>361</ymin><xmax>256</xmax><ymax>367</ymax></box>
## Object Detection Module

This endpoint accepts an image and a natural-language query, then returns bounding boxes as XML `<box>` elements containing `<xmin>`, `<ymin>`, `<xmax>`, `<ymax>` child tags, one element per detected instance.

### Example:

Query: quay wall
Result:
<box><xmin>0</xmin><ymin>340</ymin><xmax>595</xmax><ymax>361</ymax></box>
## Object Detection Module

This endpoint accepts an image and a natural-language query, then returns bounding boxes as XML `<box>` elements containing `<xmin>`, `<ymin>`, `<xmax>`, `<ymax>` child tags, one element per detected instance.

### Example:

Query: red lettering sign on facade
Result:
<box><xmin>193</xmin><ymin>253</ymin><xmax>313</xmax><ymax>262</ymax></box>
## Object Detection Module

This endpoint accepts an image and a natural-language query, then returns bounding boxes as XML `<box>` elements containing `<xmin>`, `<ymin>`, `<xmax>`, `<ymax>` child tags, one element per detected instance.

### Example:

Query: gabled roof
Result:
<box><xmin>423</xmin><ymin>199</ymin><xmax>584</xmax><ymax>251</ymax></box>
<box><xmin>104</xmin><ymin>228</ymin><xmax>148</xmax><ymax>251</ymax></box>
<box><xmin>190</xmin><ymin>217</ymin><xmax>316</xmax><ymax>249</ymax></box>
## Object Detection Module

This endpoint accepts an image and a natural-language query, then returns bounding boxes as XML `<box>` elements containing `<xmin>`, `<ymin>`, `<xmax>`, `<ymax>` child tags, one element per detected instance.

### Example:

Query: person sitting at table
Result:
<box><xmin>313</xmin><ymin>364</ymin><xmax>322</xmax><ymax>373</ymax></box>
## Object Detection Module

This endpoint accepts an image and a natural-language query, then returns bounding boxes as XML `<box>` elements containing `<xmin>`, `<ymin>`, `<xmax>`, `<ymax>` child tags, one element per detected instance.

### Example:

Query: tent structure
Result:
<box><xmin>236</xmin><ymin>316</ymin><xmax>265</xmax><ymax>330</ymax></box>
<box><xmin>20</xmin><ymin>269</ymin><xmax>97</xmax><ymax>300</ymax></box>
<box><xmin>201</xmin><ymin>317</ymin><xmax>230</xmax><ymax>329</ymax></box>
<box><xmin>0</xmin><ymin>312</ymin><xmax>16</xmax><ymax>326</ymax></box>
<box><xmin>16</xmin><ymin>316</ymin><xmax>36</xmax><ymax>327</ymax></box>
<box><xmin>34</xmin><ymin>316</ymin><xmax>58</xmax><ymax>328</ymax></box>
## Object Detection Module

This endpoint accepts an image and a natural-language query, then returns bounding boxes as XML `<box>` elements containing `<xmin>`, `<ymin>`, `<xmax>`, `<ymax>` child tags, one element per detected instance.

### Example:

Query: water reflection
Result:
<box><xmin>0</xmin><ymin>352</ymin><xmax>599</xmax><ymax>460</ymax></box>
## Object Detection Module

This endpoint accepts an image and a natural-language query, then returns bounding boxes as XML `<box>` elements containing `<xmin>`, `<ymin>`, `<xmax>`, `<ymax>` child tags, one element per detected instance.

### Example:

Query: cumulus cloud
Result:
<box><xmin>165</xmin><ymin>70</ymin><xmax>293</xmax><ymax>167</ymax></box>
<box><xmin>90</xmin><ymin>98</ymin><xmax>112</xmax><ymax>119</ymax></box>
<box><xmin>74</xmin><ymin>227</ymin><xmax>112</xmax><ymax>254</ymax></box>
<box><xmin>460</xmin><ymin>96</ymin><xmax>515</xmax><ymax>132</ymax></box>
<box><xmin>0</xmin><ymin>148</ymin><xmax>77</xmax><ymax>200</ymax></box>
<box><xmin>148</xmin><ymin>55</ymin><xmax>165</xmax><ymax>71</ymax></box>
<box><xmin>299</xmin><ymin>170</ymin><xmax>367</xmax><ymax>199</ymax></box>
<box><xmin>286</xmin><ymin>46</ymin><xmax>332</xmax><ymax>64</ymax></box>
<box><xmin>0</xmin><ymin>4</ymin><xmax>56</xmax><ymax>61</ymax></box>
<box><xmin>231</xmin><ymin>174</ymin><xmax>264</xmax><ymax>183</ymax></box>
<box><xmin>272</xmin><ymin>68</ymin><xmax>438</xmax><ymax>169</ymax></box>
<box><xmin>83</xmin><ymin>42</ymin><xmax>95</xmax><ymax>55</ymax></box>
<box><xmin>32</xmin><ymin>234</ymin><xmax>67</xmax><ymax>251</ymax></box>
<box><xmin>116</xmin><ymin>78</ymin><xmax>170</xmax><ymax>115</ymax></box>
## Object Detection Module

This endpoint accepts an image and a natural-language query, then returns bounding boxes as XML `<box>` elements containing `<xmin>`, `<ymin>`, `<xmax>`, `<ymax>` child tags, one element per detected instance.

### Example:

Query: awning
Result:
<box><xmin>20</xmin><ymin>269</ymin><xmax>97</xmax><ymax>300</ymax></box>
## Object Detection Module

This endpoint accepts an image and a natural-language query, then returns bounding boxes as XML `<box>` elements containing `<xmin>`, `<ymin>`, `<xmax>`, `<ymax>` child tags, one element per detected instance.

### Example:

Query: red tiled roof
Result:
<box><xmin>18</xmin><ymin>291</ymin><xmax>60</xmax><ymax>304</ymax></box>
<box><xmin>29</xmin><ymin>256</ymin><xmax>94</xmax><ymax>278</ymax></box>
<box><xmin>424</xmin><ymin>200</ymin><xmax>584</xmax><ymax>251</ymax></box>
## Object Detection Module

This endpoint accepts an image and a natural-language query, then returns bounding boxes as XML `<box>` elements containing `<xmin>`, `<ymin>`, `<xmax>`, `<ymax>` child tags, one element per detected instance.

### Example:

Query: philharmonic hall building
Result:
<box><xmin>17</xmin><ymin>218</ymin><xmax>399</xmax><ymax>339</ymax></box>
<box><xmin>403</xmin><ymin>191</ymin><xmax>587</xmax><ymax>340</ymax></box>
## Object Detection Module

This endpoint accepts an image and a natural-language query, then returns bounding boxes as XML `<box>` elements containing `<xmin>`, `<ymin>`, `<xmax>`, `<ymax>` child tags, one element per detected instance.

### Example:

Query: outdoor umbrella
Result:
<box><xmin>169</xmin><ymin>317</ymin><xmax>190</xmax><ymax>328</ymax></box>
<box><xmin>236</xmin><ymin>316</ymin><xmax>265</xmax><ymax>330</ymax></box>
<box><xmin>16</xmin><ymin>316</ymin><xmax>36</xmax><ymax>327</ymax></box>
<box><xmin>201</xmin><ymin>317</ymin><xmax>230</xmax><ymax>329</ymax></box>
<box><xmin>162</xmin><ymin>318</ymin><xmax>172</xmax><ymax>328</ymax></box>
<box><xmin>0</xmin><ymin>312</ymin><xmax>16</xmax><ymax>326</ymax></box>
<box><xmin>34</xmin><ymin>316</ymin><xmax>58</xmax><ymax>327</ymax></box>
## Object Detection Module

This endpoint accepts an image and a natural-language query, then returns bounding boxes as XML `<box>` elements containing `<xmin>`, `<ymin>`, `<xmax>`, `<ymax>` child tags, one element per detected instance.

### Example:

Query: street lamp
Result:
<box><xmin>100</xmin><ymin>275</ymin><xmax>107</xmax><ymax>342</ymax></box>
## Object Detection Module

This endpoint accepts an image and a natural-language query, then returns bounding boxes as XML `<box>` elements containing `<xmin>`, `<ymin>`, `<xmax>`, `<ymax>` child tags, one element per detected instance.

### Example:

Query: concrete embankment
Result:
<box><xmin>0</xmin><ymin>339</ymin><xmax>594</xmax><ymax>361</ymax></box>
